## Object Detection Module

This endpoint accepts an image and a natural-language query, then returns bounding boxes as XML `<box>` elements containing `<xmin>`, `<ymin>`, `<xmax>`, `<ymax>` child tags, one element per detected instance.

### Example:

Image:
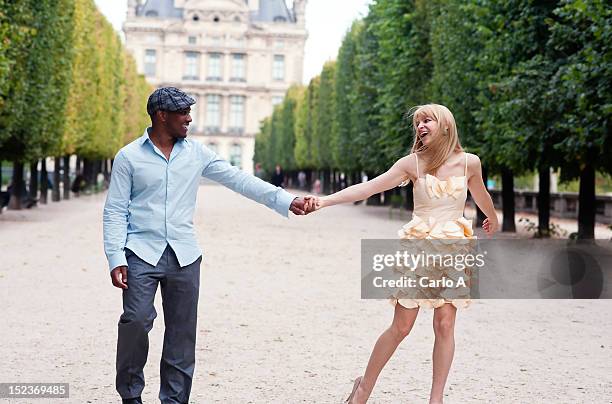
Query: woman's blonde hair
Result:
<box><xmin>408</xmin><ymin>104</ymin><xmax>463</xmax><ymax>175</ymax></box>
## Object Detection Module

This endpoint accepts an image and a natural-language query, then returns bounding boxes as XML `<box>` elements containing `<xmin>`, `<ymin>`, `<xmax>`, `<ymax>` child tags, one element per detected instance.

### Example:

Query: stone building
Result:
<box><xmin>124</xmin><ymin>0</ymin><xmax>307</xmax><ymax>173</ymax></box>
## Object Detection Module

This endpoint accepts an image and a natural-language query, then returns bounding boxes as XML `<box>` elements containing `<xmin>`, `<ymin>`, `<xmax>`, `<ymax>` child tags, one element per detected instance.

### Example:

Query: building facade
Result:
<box><xmin>124</xmin><ymin>0</ymin><xmax>307</xmax><ymax>173</ymax></box>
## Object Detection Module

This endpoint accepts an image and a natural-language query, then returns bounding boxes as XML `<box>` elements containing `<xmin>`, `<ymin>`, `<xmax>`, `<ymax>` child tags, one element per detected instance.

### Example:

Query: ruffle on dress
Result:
<box><xmin>393</xmin><ymin>214</ymin><xmax>476</xmax><ymax>310</ymax></box>
<box><xmin>398</xmin><ymin>215</ymin><xmax>475</xmax><ymax>240</ymax></box>
<box><xmin>425</xmin><ymin>174</ymin><xmax>465</xmax><ymax>199</ymax></box>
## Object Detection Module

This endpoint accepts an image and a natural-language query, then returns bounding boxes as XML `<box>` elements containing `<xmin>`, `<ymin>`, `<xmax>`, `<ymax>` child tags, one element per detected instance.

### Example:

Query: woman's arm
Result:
<box><xmin>316</xmin><ymin>155</ymin><xmax>414</xmax><ymax>209</ymax></box>
<box><xmin>466</xmin><ymin>154</ymin><xmax>499</xmax><ymax>235</ymax></box>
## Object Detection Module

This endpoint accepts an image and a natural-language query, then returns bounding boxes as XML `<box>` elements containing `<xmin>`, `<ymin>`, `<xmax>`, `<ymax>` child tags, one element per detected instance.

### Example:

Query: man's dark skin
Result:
<box><xmin>110</xmin><ymin>107</ymin><xmax>312</xmax><ymax>289</ymax></box>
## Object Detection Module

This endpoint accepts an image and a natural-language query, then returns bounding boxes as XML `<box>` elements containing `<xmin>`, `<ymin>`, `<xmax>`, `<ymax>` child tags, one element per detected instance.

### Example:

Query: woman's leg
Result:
<box><xmin>429</xmin><ymin>303</ymin><xmax>457</xmax><ymax>404</ymax></box>
<box><xmin>351</xmin><ymin>303</ymin><xmax>420</xmax><ymax>403</ymax></box>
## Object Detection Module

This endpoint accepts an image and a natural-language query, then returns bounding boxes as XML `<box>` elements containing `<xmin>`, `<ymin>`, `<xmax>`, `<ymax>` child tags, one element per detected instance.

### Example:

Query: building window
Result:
<box><xmin>184</xmin><ymin>52</ymin><xmax>199</xmax><ymax>80</ymax></box>
<box><xmin>188</xmin><ymin>94</ymin><xmax>198</xmax><ymax>131</ymax></box>
<box><xmin>272</xmin><ymin>55</ymin><xmax>284</xmax><ymax>81</ymax></box>
<box><xmin>144</xmin><ymin>49</ymin><xmax>156</xmax><ymax>77</ymax></box>
<box><xmin>205</xmin><ymin>94</ymin><xmax>221</xmax><ymax>131</ymax></box>
<box><xmin>230</xmin><ymin>143</ymin><xmax>242</xmax><ymax>168</ymax></box>
<box><xmin>274</xmin><ymin>39</ymin><xmax>285</xmax><ymax>49</ymax></box>
<box><xmin>192</xmin><ymin>14</ymin><xmax>200</xmax><ymax>21</ymax></box>
<box><xmin>188</xmin><ymin>36</ymin><xmax>197</xmax><ymax>44</ymax></box>
<box><xmin>213</xmin><ymin>16</ymin><xmax>220</xmax><ymax>23</ymax></box>
<box><xmin>210</xmin><ymin>36</ymin><xmax>223</xmax><ymax>47</ymax></box>
<box><xmin>234</xmin><ymin>16</ymin><xmax>241</xmax><ymax>23</ymax></box>
<box><xmin>207</xmin><ymin>142</ymin><xmax>218</xmax><ymax>154</ymax></box>
<box><xmin>229</xmin><ymin>96</ymin><xmax>245</xmax><ymax>133</ymax></box>
<box><xmin>272</xmin><ymin>96</ymin><xmax>283</xmax><ymax>106</ymax></box>
<box><xmin>230</xmin><ymin>54</ymin><xmax>246</xmax><ymax>81</ymax></box>
<box><xmin>231</xmin><ymin>36</ymin><xmax>245</xmax><ymax>48</ymax></box>
<box><xmin>207</xmin><ymin>53</ymin><xmax>222</xmax><ymax>81</ymax></box>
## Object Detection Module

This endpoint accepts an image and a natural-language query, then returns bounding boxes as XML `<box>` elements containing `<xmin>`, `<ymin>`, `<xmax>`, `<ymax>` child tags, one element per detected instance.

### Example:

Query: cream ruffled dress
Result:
<box><xmin>393</xmin><ymin>153</ymin><xmax>475</xmax><ymax>309</ymax></box>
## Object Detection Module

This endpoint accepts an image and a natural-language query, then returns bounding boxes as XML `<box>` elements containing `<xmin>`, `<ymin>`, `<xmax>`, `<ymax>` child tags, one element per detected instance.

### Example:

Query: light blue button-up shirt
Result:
<box><xmin>103</xmin><ymin>128</ymin><xmax>295</xmax><ymax>271</ymax></box>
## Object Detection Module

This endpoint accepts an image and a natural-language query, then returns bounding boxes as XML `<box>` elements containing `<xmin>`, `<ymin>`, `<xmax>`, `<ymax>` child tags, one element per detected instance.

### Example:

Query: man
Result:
<box><xmin>271</xmin><ymin>164</ymin><xmax>284</xmax><ymax>187</ymax></box>
<box><xmin>103</xmin><ymin>87</ymin><xmax>311</xmax><ymax>404</ymax></box>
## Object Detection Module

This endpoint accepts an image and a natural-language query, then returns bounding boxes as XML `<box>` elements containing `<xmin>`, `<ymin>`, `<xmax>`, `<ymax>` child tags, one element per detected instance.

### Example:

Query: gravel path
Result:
<box><xmin>0</xmin><ymin>185</ymin><xmax>610</xmax><ymax>403</ymax></box>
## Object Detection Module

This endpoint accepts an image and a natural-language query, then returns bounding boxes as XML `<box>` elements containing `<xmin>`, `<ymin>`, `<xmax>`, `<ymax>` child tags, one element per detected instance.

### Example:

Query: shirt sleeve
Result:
<box><xmin>201</xmin><ymin>151</ymin><xmax>295</xmax><ymax>217</ymax></box>
<box><xmin>103</xmin><ymin>151</ymin><xmax>132</xmax><ymax>271</ymax></box>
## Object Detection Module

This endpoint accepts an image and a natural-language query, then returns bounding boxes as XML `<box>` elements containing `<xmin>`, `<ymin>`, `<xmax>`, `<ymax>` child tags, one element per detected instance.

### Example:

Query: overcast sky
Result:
<box><xmin>94</xmin><ymin>0</ymin><xmax>373</xmax><ymax>84</ymax></box>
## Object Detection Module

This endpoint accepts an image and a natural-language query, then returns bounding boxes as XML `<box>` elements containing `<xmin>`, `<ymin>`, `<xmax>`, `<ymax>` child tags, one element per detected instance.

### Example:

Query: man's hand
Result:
<box><xmin>289</xmin><ymin>197</ymin><xmax>307</xmax><ymax>215</ymax></box>
<box><xmin>290</xmin><ymin>196</ymin><xmax>320</xmax><ymax>215</ymax></box>
<box><xmin>111</xmin><ymin>266</ymin><xmax>128</xmax><ymax>289</ymax></box>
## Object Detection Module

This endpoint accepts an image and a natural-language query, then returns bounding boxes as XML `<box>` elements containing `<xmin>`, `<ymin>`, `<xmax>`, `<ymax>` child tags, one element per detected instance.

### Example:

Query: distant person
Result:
<box><xmin>271</xmin><ymin>164</ymin><xmax>284</xmax><ymax>187</ymax></box>
<box><xmin>298</xmin><ymin>170</ymin><xmax>307</xmax><ymax>190</ymax></box>
<box><xmin>103</xmin><ymin>87</ymin><xmax>314</xmax><ymax>404</ymax></box>
<box><xmin>71</xmin><ymin>172</ymin><xmax>87</xmax><ymax>195</ymax></box>
<box><xmin>254</xmin><ymin>163</ymin><xmax>265</xmax><ymax>179</ymax></box>
<box><xmin>312</xmin><ymin>178</ymin><xmax>321</xmax><ymax>194</ymax></box>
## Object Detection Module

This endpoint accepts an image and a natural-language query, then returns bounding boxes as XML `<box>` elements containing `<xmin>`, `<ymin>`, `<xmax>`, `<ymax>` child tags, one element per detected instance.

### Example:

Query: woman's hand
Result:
<box><xmin>304</xmin><ymin>195</ymin><xmax>325</xmax><ymax>212</ymax></box>
<box><xmin>482</xmin><ymin>217</ymin><xmax>499</xmax><ymax>236</ymax></box>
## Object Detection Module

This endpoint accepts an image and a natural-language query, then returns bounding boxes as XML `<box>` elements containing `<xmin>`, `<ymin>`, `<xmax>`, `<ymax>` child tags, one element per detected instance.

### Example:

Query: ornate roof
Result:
<box><xmin>136</xmin><ymin>0</ymin><xmax>183</xmax><ymax>18</ymax></box>
<box><xmin>135</xmin><ymin>0</ymin><xmax>296</xmax><ymax>23</ymax></box>
<box><xmin>251</xmin><ymin>0</ymin><xmax>295</xmax><ymax>23</ymax></box>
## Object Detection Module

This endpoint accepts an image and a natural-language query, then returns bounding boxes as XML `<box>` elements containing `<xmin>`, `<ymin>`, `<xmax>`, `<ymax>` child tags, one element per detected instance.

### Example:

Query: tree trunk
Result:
<box><xmin>382</xmin><ymin>189</ymin><xmax>394</xmax><ymax>206</ymax></box>
<box><xmin>28</xmin><ymin>161</ymin><xmax>38</xmax><ymax>206</ymax></box>
<box><xmin>318</xmin><ymin>169</ymin><xmax>326</xmax><ymax>194</ymax></box>
<box><xmin>76</xmin><ymin>155</ymin><xmax>82</xmax><ymax>174</ymax></box>
<box><xmin>63</xmin><ymin>155</ymin><xmax>71</xmax><ymax>200</ymax></box>
<box><xmin>93</xmin><ymin>160</ymin><xmax>101</xmax><ymax>190</ymax></box>
<box><xmin>577</xmin><ymin>163</ymin><xmax>595</xmax><ymax>239</ymax></box>
<box><xmin>537</xmin><ymin>166</ymin><xmax>550</xmax><ymax>237</ymax></box>
<box><xmin>0</xmin><ymin>161</ymin><xmax>2</xmax><ymax>214</ymax></box>
<box><xmin>103</xmin><ymin>159</ymin><xmax>111</xmax><ymax>188</ymax></box>
<box><xmin>52</xmin><ymin>157</ymin><xmax>61</xmax><ymax>202</ymax></box>
<box><xmin>82</xmin><ymin>158</ymin><xmax>92</xmax><ymax>188</ymax></box>
<box><xmin>501</xmin><ymin>167</ymin><xmax>516</xmax><ymax>232</ymax></box>
<box><xmin>8</xmin><ymin>161</ymin><xmax>24</xmax><ymax>210</ymax></box>
<box><xmin>351</xmin><ymin>171</ymin><xmax>360</xmax><ymax>186</ymax></box>
<box><xmin>475</xmin><ymin>166</ymin><xmax>488</xmax><ymax>227</ymax></box>
<box><xmin>40</xmin><ymin>159</ymin><xmax>48</xmax><ymax>204</ymax></box>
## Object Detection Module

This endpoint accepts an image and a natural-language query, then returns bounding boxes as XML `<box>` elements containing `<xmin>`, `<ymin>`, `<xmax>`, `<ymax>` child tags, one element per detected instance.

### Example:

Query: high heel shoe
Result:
<box><xmin>345</xmin><ymin>376</ymin><xmax>363</xmax><ymax>403</ymax></box>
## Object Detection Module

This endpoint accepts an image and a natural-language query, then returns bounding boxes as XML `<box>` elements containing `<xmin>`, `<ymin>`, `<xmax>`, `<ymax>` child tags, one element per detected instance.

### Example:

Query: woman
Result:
<box><xmin>305</xmin><ymin>104</ymin><xmax>499</xmax><ymax>403</ymax></box>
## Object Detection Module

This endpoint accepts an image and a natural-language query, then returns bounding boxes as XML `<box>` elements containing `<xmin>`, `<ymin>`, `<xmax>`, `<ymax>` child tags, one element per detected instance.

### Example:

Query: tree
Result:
<box><xmin>548</xmin><ymin>0</ymin><xmax>612</xmax><ymax>238</ymax></box>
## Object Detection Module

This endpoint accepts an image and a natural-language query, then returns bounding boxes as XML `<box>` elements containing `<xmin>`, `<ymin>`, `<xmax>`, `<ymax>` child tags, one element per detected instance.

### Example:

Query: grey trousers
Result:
<box><xmin>116</xmin><ymin>245</ymin><xmax>201</xmax><ymax>404</ymax></box>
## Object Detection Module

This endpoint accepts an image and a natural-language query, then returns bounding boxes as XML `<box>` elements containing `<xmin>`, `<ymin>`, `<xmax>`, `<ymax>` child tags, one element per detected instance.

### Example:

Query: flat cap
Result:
<box><xmin>147</xmin><ymin>87</ymin><xmax>195</xmax><ymax>116</ymax></box>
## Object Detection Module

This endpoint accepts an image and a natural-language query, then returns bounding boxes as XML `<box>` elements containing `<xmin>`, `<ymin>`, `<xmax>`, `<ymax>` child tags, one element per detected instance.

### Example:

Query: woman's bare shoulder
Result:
<box><xmin>396</xmin><ymin>153</ymin><xmax>418</xmax><ymax>180</ymax></box>
<box><xmin>464</xmin><ymin>152</ymin><xmax>482</xmax><ymax>176</ymax></box>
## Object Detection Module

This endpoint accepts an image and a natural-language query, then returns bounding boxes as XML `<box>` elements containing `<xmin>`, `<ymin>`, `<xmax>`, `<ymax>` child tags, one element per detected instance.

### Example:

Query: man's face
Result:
<box><xmin>161</xmin><ymin>108</ymin><xmax>192</xmax><ymax>139</ymax></box>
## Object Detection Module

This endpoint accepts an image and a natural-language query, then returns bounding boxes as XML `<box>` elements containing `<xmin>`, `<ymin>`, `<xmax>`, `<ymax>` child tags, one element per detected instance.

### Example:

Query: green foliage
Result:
<box><xmin>547</xmin><ymin>0</ymin><xmax>612</xmax><ymax>178</ymax></box>
<box><xmin>314</xmin><ymin>61</ymin><xmax>336</xmax><ymax>169</ymax></box>
<box><xmin>333</xmin><ymin>21</ymin><xmax>363</xmax><ymax>173</ymax></box>
<box><xmin>294</xmin><ymin>77</ymin><xmax>319</xmax><ymax>169</ymax></box>
<box><xmin>0</xmin><ymin>0</ymin><xmax>152</xmax><ymax>163</ymax></box>
<box><xmin>253</xmin><ymin>85</ymin><xmax>304</xmax><ymax>172</ymax></box>
<box><xmin>255</xmin><ymin>0</ymin><xmax>611</xmax><ymax>186</ymax></box>
<box><xmin>0</xmin><ymin>0</ymin><xmax>75</xmax><ymax>161</ymax></box>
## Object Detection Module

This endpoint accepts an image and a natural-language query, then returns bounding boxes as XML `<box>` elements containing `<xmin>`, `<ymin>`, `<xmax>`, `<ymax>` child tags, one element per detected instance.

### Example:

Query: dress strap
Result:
<box><xmin>464</xmin><ymin>153</ymin><xmax>468</xmax><ymax>177</ymax></box>
<box><xmin>415</xmin><ymin>154</ymin><xmax>420</xmax><ymax>178</ymax></box>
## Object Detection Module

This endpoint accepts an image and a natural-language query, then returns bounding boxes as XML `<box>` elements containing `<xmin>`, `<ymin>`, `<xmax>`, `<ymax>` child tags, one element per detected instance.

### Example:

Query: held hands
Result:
<box><xmin>304</xmin><ymin>195</ymin><xmax>324</xmax><ymax>212</ymax></box>
<box><xmin>482</xmin><ymin>217</ymin><xmax>499</xmax><ymax>236</ymax></box>
<box><xmin>289</xmin><ymin>196</ymin><xmax>324</xmax><ymax>215</ymax></box>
